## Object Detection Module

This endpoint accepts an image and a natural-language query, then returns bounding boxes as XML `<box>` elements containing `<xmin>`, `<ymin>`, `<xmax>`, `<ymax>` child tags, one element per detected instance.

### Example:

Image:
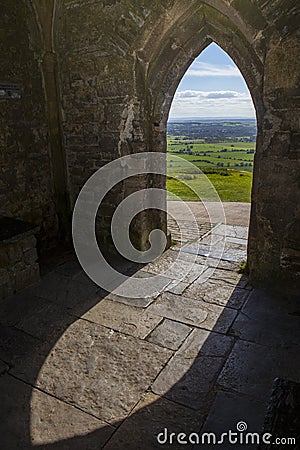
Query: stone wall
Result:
<box><xmin>54</xmin><ymin>0</ymin><xmax>160</xmax><ymax>250</ymax></box>
<box><xmin>0</xmin><ymin>217</ymin><xmax>40</xmax><ymax>299</ymax></box>
<box><xmin>52</xmin><ymin>0</ymin><xmax>299</xmax><ymax>287</ymax></box>
<box><xmin>249</xmin><ymin>27</ymin><xmax>300</xmax><ymax>287</ymax></box>
<box><xmin>1</xmin><ymin>1</ymin><xmax>299</xmax><ymax>287</ymax></box>
<box><xmin>0</xmin><ymin>1</ymin><xmax>59</xmax><ymax>247</ymax></box>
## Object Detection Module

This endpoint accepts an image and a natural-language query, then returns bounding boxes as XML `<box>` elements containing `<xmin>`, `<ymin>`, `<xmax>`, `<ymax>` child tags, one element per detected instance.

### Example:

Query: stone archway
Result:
<box><xmin>135</xmin><ymin>2</ymin><xmax>263</xmax><ymax>282</ymax></box>
<box><xmin>132</xmin><ymin>1</ymin><xmax>299</xmax><ymax>288</ymax></box>
<box><xmin>48</xmin><ymin>0</ymin><xmax>298</xmax><ymax>289</ymax></box>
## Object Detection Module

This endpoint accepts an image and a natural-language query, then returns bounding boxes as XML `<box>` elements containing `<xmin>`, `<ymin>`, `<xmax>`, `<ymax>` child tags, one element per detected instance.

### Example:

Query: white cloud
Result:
<box><xmin>175</xmin><ymin>90</ymin><xmax>245</xmax><ymax>100</ymax></box>
<box><xmin>169</xmin><ymin>90</ymin><xmax>255</xmax><ymax>118</ymax></box>
<box><xmin>186</xmin><ymin>62</ymin><xmax>240</xmax><ymax>77</ymax></box>
<box><xmin>206</xmin><ymin>91</ymin><xmax>237</xmax><ymax>99</ymax></box>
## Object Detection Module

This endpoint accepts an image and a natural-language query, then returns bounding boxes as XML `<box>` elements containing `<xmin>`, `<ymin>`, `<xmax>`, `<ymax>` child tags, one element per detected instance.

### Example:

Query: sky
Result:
<box><xmin>169</xmin><ymin>43</ymin><xmax>256</xmax><ymax>119</ymax></box>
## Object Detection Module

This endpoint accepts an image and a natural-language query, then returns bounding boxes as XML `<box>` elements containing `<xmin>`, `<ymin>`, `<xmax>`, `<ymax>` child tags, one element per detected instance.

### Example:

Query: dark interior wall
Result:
<box><xmin>54</xmin><ymin>0</ymin><xmax>299</xmax><ymax>286</ymax></box>
<box><xmin>1</xmin><ymin>0</ymin><xmax>298</xmax><ymax>286</ymax></box>
<box><xmin>249</xmin><ymin>27</ymin><xmax>300</xmax><ymax>287</ymax></box>
<box><xmin>0</xmin><ymin>1</ymin><xmax>58</xmax><ymax>246</ymax></box>
<box><xmin>56</xmin><ymin>0</ymin><xmax>133</xmax><ymax>203</ymax></box>
<box><xmin>54</xmin><ymin>1</ymin><xmax>169</xmax><ymax>249</ymax></box>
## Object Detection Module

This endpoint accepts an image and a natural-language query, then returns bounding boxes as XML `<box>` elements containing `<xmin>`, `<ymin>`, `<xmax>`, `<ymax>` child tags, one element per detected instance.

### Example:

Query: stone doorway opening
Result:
<box><xmin>164</xmin><ymin>42</ymin><xmax>257</xmax><ymax>272</ymax></box>
<box><xmin>136</xmin><ymin>0</ymin><xmax>275</xmax><ymax>285</ymax></box>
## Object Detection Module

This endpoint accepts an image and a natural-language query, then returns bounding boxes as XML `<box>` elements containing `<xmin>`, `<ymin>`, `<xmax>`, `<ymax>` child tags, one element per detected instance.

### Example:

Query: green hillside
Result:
<box><xmin>167</xmin><ymin>122</ymin><xmax>256</xmax><ymax>202</ymax></box>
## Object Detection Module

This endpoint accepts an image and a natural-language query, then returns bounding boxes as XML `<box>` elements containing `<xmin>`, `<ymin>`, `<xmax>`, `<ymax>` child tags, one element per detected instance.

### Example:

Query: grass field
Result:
<box><xmin>167</xmin><ymin>137</ymin><xmax>255</xmax><ymax>202</ymax></box>
<box><xmin>167</xmin><ymin>171</ymin><xmax>253</xmax><ymax>202</ymax></box>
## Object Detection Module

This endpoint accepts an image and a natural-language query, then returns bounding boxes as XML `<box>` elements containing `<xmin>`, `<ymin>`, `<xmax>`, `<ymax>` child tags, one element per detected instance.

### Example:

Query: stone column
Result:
<box><xmin>248</xmin><ymin>34</ymin><xmax>300</xmax><ymax>289</ymax></box>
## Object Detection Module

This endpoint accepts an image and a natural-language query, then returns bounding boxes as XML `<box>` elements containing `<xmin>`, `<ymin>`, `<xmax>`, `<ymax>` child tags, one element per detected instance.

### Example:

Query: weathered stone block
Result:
<box><xmin>15</xmin><ymin>319</ymin><xmax>173</xmax><ymax>423</ymax></box>
<box><xmin>148</xmin><ymin>292</ymin><xmax>237</xmax><ymax>334</ymax></box>
<box><xmin>146</xmin><ymin>319</ymin><xmax>192</xmax><ymax>350</ymax></box>
<box><xmin>104</xmin><ymin>392</ymin><xmax>204</xmax><ymax>449</ymax></box>
<box><xmin>7</xmin><ymin>244</ymin><xmax>23</xmax><ymax>265</ymax></box>
<box><xmin>82</xmin><ymin>298</ymin><xmax>162</xmax><ymax>339</ymax></box>
<box><xmin>20</xmin><ymin>235</ymin><xmax>36</xmax><ymax>252</ymax></box>
<box><xmin>0</xmin><ymin>218</ymin><xmax>40</xmax><ymax>297</ymax></box>
<box><xmin>23</xmin><ymin>247</ymin><xmax>38</xmax><ymax>265</ymax></box>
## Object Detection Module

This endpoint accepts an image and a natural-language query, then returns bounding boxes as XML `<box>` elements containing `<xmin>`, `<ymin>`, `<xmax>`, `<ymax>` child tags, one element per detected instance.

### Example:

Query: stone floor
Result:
<box><xmin>0</xmin><ymin>207</ymin><xmax>299</xmax><ymax>449</ymax></box>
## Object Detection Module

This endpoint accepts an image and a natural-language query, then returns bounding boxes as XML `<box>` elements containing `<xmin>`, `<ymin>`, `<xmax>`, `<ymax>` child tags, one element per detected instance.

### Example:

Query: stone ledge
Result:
<box><xmin>0</xmin><ymin>216</ymin><xmax>40</xmax><ymax>299</ymax></box>
<box><xmin>0</xmin><ymin>216</ymin><xmax>39</xmax><ymax>244</ymax></box>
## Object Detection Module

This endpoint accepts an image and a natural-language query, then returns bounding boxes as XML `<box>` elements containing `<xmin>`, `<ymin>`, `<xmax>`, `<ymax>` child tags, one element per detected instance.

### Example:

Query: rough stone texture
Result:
<box><xmin>0</xmin><ymin>373</ymin><xmax>114</xmax><ymax>450</ymax></box>
<box><xmin>0</xmin><ymin>373</ymin><xmax>35</xmax><ymax>449</ymax></box>
<box><xmin>0</xmin><ymin>239</ymin><xmax>299</xmax><ymax>448</ymax></box>
<box><xmin>152</xmin><ymin>329</ymin><xmax>233</xmax><ymax>410</ymax></box>
<box><xmin>105</xmin><ymin>269</ymin><xmax>173</xmax><ymax>308</ymax></box>
<box><xmin>164</xmin><ymin>279</ymin><xmax>190</xmax><ymax>295</ymax></box>
<box><xmin>217</xmin><ymin>340</ymin><xmax>300</xmax><ymax>400</ymax></box>
<box><xmin>1</xmin><ymin>1</ymin><xmax>299</xmax><ymax>286</ymax></box>
<box><xmin>179</xmin><ymin>251</ymin><xmax>242</xmax><ymax>272</ymax></box>
<box><xmin>179</xmin><ymin>224</ymin><xmax>249</xmax><ymax>270</ymax></box>
<box><xmin>0</xmin><ymin>322</ymin><xmax>41</xmax><ymax>366</ymax></box>
<box><xmin>0</xmin><ymin>269</ymin><xmax>13</xmax><ymax>300</ymax></box>
<box><xmin>146</xmin><ymin>319</ymin><xmax>192</xmax><ymax>350</ymax></box>
<box><xmin>0</xmin><ymin>290</ymin><xmax>55</xmax><ymax>328</ymax></box>
<box><xmin>0</xmin><ymin>2</ymin><xmax>300</xmax><ymax>444</ymax></box>
<box><xmin>178</xmin><ymin>328</ymin><xmax>234</xmax><ymax>358</ymax></box>
<box><xmin>141</xmin><ymin>248</ymin><xmax>208</xmax><ymax>284</ymax></box>
<box><xmin>0</xmin><ymin>2</ymin><xmax>59</xmax><ymax>246</ymax></box>
<box><xmin>54</xmin><ymin>258</ymin><xmax>83</xmax><ymax>278</ymax></box>
<box><xmin>230</xmin><ymin>288</ymin><xmax>300</xmax><ymax>346</ymax></box>
<box><xmin>82</xmin><ymin>298</ymin><xmax>163</xmax><ymax>339</ymax></box>
<box><xmin>13</xmin><ymin>319</ymin><xmax>172</xmax><ymax>423</ymax></box>
<box><xmin>214</xmin><ymin>224</ymin><xmax>249</xmax><ymax>240</ymax></box>
<box><xmin>16</xmin><ymin>298</ymin><xmax>75</xmax><ymax>343</ymax></box>
<box><xmin>0</xmin><ymin>225</ymin><xmax>40</xmax><ymax>299</ymax></box>
<box><xmin>184</xmin><ymin>278</ymin><xmax>249</xmax><ymax>309</ymax></box>
<box><xmin>183</xmin><ymin>235</ymin><xmax>248</xmax><ymax>264</ymax></box>
<box><xmin>29</xmin><ymin>270</ymin><xmax>101</xmax><ymax>312</ymax></box>
<box><xmin>209</xmin><ymin>268</ymin><xmax>249</xmax><ymax>288</ymax></box>
<box><xmin>104</xmin><ymin>392</ymin><xmax>204</xmax><ymax>449</ymax></box>
<box><xmin>31</xmin><ymin>386</ymin><xmax>114</xmax><ymax>448</ymax></box>
<box><xmin>260</xmin><ymin>378</ymin><xmax>300</xmax><ymax>448</ymax></box>
<box><xmin>148</xmin><ymin>292</ymin><xmax>237</xmax><ymax>333</ymax></box>
<box><xmin>167</xmin><ymin>216</ymin><xmax>214</xmax><ymax>244</ymax></box>
<box><xmin>105</xmin><ymin>292</ymin><xmax>156</xmax><ymax>309</ymax></box>
<box><xmin>153</xmin><ymin>355</ymin><xmax>224</xmax><ymax>410</ymax></box>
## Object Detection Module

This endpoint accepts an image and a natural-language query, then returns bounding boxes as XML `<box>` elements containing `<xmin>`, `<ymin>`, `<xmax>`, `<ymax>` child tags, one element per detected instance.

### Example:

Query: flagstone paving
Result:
<box><xmin>0</xmin><ymin>220</ymin><xmax>299</xmax><ymax>449</ymax></box>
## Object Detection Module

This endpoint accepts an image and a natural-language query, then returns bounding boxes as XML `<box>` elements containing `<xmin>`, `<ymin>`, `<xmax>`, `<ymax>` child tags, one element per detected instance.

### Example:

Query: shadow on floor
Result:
<box><xmin>0</xmin><ymin>248</ymin><xmax>299</xmax><ymax>449</ymax></box>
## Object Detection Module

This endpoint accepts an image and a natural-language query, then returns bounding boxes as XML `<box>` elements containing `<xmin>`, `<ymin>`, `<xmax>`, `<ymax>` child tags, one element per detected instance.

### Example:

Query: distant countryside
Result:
<box><xmin>167</xmin><ymin>119</ymin><xmax>256</xmax><ymax>202</ymax></box>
